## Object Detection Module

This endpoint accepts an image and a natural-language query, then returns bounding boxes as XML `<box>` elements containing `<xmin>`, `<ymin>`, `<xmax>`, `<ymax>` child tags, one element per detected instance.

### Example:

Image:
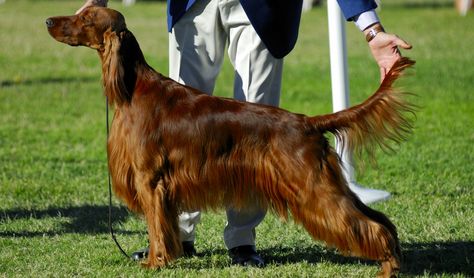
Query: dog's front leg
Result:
<box><xmin>138</xmin><ymin>176</ymin><xmax>182</xmax><ymax>268</ymax></box>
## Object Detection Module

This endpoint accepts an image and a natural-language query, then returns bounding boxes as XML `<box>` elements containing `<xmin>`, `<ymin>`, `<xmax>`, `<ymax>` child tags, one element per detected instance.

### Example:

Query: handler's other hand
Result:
<box><xmin>76</xmin><ymin>0</ymin><xmax>108</xmax><ymax>15</ymax></box>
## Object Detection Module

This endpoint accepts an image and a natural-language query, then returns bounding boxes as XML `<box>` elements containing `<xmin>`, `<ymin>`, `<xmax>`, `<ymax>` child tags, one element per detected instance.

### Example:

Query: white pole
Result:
<box><xmin>326</xmin><ymin>0</ymin><xmax>391</xmax><ymax>204</ymax></box>
<box><xmin>327</xmin><ymin>1</ymin><xmax>349</xmax><ymax>113</ymax></box>
<box><xmin>327</xmin><ymin>0</ymin><xmax>354</xmax><ymax>183</ymax></box>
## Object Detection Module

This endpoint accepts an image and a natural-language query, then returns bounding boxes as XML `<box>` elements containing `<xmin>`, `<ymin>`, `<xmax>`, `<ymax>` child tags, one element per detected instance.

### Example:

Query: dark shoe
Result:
<box><xmin>182</xmin><ymin>241</ymin><xmax>197</xmax><ymax>257</ymax></box>
<box><xmin>229</xmin><ymin>245</ymin><xmax>265</xmax><ymax>267</ymax></box>
<box><xmin>130</xmin><ymin>241</ymin><xmax>197</xmax><ymax>261</ymax></box>
<box><xmin>131</xmin><ymin>247</ymin><xmax>149</xmax><ymax>261</ymax></box>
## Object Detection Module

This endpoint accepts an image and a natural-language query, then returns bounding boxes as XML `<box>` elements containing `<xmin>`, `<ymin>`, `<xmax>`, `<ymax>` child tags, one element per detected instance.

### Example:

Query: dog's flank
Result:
<box><xmin>47</xmin><ymin>7</ymin><xmax>415</xmax><ymax>277</ymax></box>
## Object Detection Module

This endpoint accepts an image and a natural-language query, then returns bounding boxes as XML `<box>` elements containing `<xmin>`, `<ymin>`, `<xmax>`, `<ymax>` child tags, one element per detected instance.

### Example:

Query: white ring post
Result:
<box><xmin>326</xmin><ymin>1</ymin><xmax>391</xmax><ymax>204</ymax></box>
<box><xmin>327</xmin><ymin>0</ymin><xmax>355</xmax><ymax>183</ymax></box>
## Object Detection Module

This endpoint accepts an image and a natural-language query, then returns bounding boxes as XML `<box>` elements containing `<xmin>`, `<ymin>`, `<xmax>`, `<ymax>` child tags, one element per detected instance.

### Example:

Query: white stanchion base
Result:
<box><xmin>348</xmin><ymin>182</ymin><xmax>391</xmax><ymax>205</ymax></box>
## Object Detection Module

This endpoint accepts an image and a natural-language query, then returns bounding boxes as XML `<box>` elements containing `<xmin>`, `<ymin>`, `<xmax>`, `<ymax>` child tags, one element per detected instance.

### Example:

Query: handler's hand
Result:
<box><xmin>366</xmin><ymin>25</ymin><xmax>412</xmax><ymax>82</ymax></box>
<box><xmin>76</xmin><ymin>0</ymin><xmax>108</xmax><ymax>15</ymax></box>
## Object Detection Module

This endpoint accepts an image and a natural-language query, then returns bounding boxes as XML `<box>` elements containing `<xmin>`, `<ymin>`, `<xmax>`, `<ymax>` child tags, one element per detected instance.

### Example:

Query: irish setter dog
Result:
<box><xmin>46</xmin><ymin>7</ymin><xmax>415</xmax><ymax>277</ymax></box>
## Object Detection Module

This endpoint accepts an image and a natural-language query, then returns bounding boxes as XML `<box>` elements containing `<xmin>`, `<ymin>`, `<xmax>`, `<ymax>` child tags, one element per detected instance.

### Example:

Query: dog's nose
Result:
<box><xmin>46</xmin><ymin>18</ymin><xmax>55</xmax><ymax>28</ymax></box>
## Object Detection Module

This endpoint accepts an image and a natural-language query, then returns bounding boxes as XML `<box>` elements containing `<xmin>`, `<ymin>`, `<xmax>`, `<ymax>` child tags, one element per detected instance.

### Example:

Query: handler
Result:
<box><xmin>77</xmin><ymin>0</ymin><xmax>411</xmax><ymax>267</ymax></box>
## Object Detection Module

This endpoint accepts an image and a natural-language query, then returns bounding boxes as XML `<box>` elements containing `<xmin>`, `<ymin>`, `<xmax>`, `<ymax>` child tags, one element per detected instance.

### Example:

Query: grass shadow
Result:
<box><xmin>0</xmin><ymin>204</ymin><xmax>137</xmax><ymax>236</ymax></box>
<box><xmin>261</xmin><ymin>244</ymin><xmax>372</xmax><ymax>267</ymax></box>
<box><xmin>259</xmin><ymin>241</ymin><xmax>474</xmax><ymax>276</ymax></box>
<box><xmin>0</xmin><ymin>76</ymin><xmax>98</xmax><ymax>88</ymax></box>
<box><xmin>401</xmin><ymin>241</ymin><xmax>474</xmax><ymax>276</ymax></box>
<box><xmin>185</xmin><ymin>241</ymin><xmax>473</xmax><ymax>275</ymax></box>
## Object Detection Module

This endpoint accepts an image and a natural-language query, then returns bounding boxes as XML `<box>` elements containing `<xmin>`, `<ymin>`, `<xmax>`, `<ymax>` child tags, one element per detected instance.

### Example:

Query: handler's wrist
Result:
<box><xmin>364</xmin><ymin>23</ymin><xmax>385</xmax><ymax>43</ymax></box>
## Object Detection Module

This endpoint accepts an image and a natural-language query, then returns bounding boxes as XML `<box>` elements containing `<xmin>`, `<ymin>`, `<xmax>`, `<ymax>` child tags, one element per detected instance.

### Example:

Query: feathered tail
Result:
<box><xmin>310</xmin><ymin>57</ymin><xmax>416</xmax><ymax>160</ymax></box>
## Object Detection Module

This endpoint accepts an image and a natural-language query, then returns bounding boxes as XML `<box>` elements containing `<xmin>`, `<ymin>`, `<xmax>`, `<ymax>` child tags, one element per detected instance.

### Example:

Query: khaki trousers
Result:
<box><xmin>169</xmin><ymin>0</ymin><xmax>283</xmax><ymax>249</ymax></box>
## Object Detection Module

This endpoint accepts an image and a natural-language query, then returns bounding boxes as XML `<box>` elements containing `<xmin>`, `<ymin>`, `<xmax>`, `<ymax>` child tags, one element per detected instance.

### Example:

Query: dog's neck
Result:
<box><xmin>99</xmin><ymin>30</ymin><xmax>154</xmax><ymax>106</ymax></box>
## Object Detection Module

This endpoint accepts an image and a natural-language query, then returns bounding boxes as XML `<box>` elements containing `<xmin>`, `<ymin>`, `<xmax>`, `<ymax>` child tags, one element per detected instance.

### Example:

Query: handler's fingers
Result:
<box><xmin>76</xmin><ymin>4</ymin><xmax>91</xmax><ymax>14</ymax></box>
<box><xmin>380</xmin><ymin>67</ymin><xmax>387</xmax><ymax>83</ymax></box>
<box><xmin>76</xmin><ymin>7</ymin><xmax>86</xmax><ymax>14</ymax></box>
<box><xmin>394</xmin><ymin>36</ymin><xmax>412</xmax><ymax>50</ymax></box>
<box><xmin>76</xmin><ymin>0</ymin><xmax>107</xmax><ymax>14</ymax></box>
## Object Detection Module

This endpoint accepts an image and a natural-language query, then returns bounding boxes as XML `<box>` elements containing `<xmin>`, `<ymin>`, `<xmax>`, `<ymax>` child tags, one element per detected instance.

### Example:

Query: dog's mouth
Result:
<box><xmin>47</xmin><ymin>32</ymin><xmax>80</xmax><ymax>46</ymax></box>
<box><xmin>58</xmin><ymin>38</ymin><xmax>80</xmax><ymax>46</ymax></box>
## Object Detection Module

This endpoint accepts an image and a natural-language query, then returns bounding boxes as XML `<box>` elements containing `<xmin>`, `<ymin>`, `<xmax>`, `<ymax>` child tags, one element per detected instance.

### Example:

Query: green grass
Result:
<box><xmin>1</xmin><ymin>0</ymin><xmax>473</xmax><ymax>277</ymax></box>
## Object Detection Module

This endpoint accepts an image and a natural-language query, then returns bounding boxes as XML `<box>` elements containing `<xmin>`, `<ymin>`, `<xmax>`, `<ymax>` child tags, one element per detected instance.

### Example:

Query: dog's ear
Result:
<box><xmin>101</xmin><ymin>28</ymin><xmax>128</xmax><ymax>105</ymax></box>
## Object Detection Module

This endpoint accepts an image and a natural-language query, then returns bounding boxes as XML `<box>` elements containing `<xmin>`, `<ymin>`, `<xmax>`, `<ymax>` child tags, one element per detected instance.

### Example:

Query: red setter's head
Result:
<box><xmin>46</xmin><ymin>7</ymin><xmax>126</xmax><ymax>51</ymax></box>
<box><xmin>46</xmin><ymin>7</ymin><xmax>146</xmax><ymax>105</ymax></box>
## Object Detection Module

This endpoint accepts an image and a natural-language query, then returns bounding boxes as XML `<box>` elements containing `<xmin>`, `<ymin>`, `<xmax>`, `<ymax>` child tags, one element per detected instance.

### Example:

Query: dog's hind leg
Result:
<box><xmin>137</xmin><ymin>176</ymin><xmax>182</xmax><ymax>268</ymax></box>
<box><xmin>352</xmin><ymin>197</ymin><xmax>402</xmax><ymax>278</ymax></box>
<box><xmin>288</xmin><ymin>153</ymin><xmax>400</xmax><ymax>278</ymax></box>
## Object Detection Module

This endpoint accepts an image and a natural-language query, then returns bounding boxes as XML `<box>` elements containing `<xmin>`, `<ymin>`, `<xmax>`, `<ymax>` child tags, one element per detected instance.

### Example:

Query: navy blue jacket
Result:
<box><xmin>167</xmin><ymin>0</ymin><xmax>377</xmax><ymax>59</ymax></box>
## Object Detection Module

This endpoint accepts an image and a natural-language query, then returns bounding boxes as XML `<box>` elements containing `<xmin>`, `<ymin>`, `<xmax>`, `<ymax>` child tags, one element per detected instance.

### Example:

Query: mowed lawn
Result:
<box><xmin>1</xmin><ymin>1</ymin><xmax>473</xmax><ymax>277</ymax></box>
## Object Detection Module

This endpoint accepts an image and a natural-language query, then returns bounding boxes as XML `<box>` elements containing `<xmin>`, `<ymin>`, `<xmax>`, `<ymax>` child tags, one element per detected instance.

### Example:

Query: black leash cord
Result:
<box><xmin>106</xmin><ymin>97</ymin><xmax>131</xmax><ymax>259</ymax></box>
